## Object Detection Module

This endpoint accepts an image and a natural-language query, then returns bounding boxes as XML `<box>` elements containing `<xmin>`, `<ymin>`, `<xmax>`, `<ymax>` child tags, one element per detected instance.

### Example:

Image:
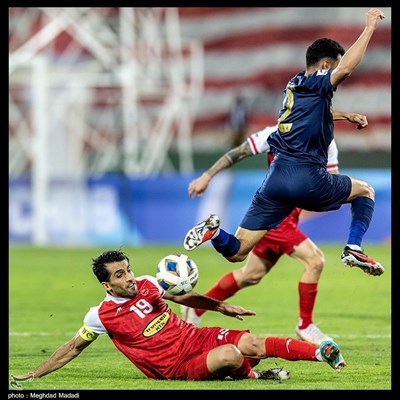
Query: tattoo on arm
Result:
<box><xmin>206</xmin><ymin>142</ymin><xmax>252</xmax><ymax>177</ymax></box>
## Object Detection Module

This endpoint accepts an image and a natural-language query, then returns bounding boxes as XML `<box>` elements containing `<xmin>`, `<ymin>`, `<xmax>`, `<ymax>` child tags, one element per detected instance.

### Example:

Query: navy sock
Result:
<box><xmin>347</xmin><ymin>197</ymin><xmax>374</xmax><ymax>247</ymax></box>
<box><xmin>211</xmin><ymin>228</ymin><xmax>240</xmax><ymax>257</ymax></box>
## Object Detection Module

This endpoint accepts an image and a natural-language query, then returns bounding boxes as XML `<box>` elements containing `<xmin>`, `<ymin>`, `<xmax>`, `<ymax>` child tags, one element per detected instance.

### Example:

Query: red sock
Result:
<box><xmin>196</xmin><ymin>272</ymin><xmax>239</xmax><ymax>317</ymax></box>
<box><xmin>229</xmin><ymin>358</ymin><xmax>254</xmax><ymax>380</ymax></box>
<box><xmin>298</xmin><ymin>282</ymin><xmax>318</xmax><ymax>329</ymax></box>
<box><xmin>265</xmin><ymin>337</ymin><xmax>318</xmax><ymax>361</ymax></box>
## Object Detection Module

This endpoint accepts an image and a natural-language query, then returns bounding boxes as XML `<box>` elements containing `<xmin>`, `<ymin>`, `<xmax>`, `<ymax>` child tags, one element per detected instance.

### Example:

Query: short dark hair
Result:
<box><xmin>306</xmin><ymin>38</ymin><xmax>345</xmax><ymax>68</ymax></box>
<box><xmin>92</xmin><ymin>250</ymin><xmax>130</xmax><ymax>283</ymax></box>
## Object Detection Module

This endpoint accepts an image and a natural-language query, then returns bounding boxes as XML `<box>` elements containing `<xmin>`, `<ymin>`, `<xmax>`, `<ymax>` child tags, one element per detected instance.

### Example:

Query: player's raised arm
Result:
<box><xmin>331</xmin><ymin>8</ymin><xmax>384</xmax><ymax>88</ymax></box>
<box><xmin>188</xmin><ymin>140</ymin><xmax>253</xmax><ymax>198</ymax></box>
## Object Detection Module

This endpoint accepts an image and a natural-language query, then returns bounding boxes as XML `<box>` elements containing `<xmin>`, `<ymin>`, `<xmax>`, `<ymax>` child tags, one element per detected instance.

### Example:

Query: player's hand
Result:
<box><xmin>217</xmin><ymin>303</ymin><xmax>256</xmax><ymax>320</ymax></box>
<box><xmin>9</xmin><ymin>372</ymin><xmax>34</xmax><ymax>389</ymax></box>
<box><xmin>365</xmin><ymin>8</ymin><xmax>385</xmax><ymax>30</ymax></box>
<box><xmin>188</xmin><ymin>173</ymin><xmax>212</xmax><ymax>198</ymax></box>
<box><xmin>349</xmin><ymin>113</ymin><xmax>368</xmax><ymax>130</ymax></box>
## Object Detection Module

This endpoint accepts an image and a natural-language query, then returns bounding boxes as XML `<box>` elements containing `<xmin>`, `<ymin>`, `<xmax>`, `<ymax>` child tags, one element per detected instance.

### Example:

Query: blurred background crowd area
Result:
<box><xmin>9</xmin><ymin>7</ymin><xmax>391</xmax><ymax>246</ymax></box>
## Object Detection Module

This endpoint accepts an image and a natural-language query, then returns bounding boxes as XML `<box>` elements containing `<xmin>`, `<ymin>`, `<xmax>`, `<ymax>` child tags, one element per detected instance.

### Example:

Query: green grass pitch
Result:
<box><xmin>9</xmin><ymin>244</ymin><xmax>391</xmax><ymax>392</ymax></box>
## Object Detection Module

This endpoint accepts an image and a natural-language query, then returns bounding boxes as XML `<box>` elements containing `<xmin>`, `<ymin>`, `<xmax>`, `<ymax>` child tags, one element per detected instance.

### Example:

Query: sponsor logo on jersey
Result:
<box><xmin>143</xmin><ymin>312</ymin><xmax>170</xmax><ymax>337</ymax></box>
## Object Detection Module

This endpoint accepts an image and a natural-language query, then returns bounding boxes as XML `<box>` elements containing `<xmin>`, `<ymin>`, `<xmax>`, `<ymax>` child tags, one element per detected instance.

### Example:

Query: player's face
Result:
<box><xmin>102</xmin><ymin>260</ymin><xmax>138</xmax><ymax>298</ymax></box>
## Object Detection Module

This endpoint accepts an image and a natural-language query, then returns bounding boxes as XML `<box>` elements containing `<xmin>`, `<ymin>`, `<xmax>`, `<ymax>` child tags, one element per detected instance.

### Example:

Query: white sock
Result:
<box><xmin>252</xmin><ymin>370</ymin><xmax>261</xmax><ymax>379</ymax></box>
<box><xmin>346</xmin><ymin>244</ymin><xmax>362</xmax><ymax>251</ymax></box>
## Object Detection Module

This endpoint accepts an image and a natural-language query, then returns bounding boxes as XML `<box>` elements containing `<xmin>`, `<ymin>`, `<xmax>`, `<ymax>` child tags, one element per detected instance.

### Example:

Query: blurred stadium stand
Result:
<box><xmin>9</xmin><ymin>7</ymin><xmax>391</xmax><ymax>246</ymax></box>
<box><xmin>177</xmin><ymin>7</ymin><xmax>391</xmax><ymax>156</ymax></box>
<box><xmin>9</xmin><ymin>7</ymin><xmax>204</xmax><ymax>178</ymax></box>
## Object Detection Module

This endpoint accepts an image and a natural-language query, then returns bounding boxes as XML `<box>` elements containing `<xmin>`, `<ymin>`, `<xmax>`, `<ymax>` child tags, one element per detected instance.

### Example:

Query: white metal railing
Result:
<box><xmin>9</xmin><ymin>7</ymin><xmax>204</xmax><ymax>245</ymax></box>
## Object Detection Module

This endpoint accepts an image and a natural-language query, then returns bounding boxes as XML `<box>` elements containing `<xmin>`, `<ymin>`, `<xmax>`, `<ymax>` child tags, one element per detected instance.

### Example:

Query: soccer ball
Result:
<box><xmin>156</xmin><ymin>253</ymin><xmax>199</xmax><ymax>295</ymax></box>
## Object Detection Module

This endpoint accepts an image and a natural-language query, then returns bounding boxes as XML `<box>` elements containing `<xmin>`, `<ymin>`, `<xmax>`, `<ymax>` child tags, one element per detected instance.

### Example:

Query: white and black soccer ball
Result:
<box><xmin>156</xmin><ymin>254</ymin><xmax>199</xmax><ymax>295</ymax></box>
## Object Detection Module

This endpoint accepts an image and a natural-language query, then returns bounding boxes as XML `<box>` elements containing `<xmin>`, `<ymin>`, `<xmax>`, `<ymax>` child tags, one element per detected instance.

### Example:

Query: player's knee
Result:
<box><xmin>314</xmin><ymin>252</ymin><xmax>325</xmax><ymax>271</ymax></box>
<box><xmin>218</xmin><ymin>344</ymin><xmax>244</xmax><ymax>368</ymax></box>
<box><xmin>360</xmin><ymin>181</ymin><xmax>375</xmax><ymax>199</ymax></box>
<box><xmin>353</xmin><ymin>179</ymin><xmax>375</xmax><ymax>200</ymax></box>
<box><xmin>304</xmin><ymin>255</ymin><xmax>324</xmax><ymax>276</ymax></box>
<box><xmin>312</xmin><ymin>259</ymin><xmax>324</xmax><ymax>275</ymax></box>
<box><xmin>367</xmin><ymin>184</ymin><xmax>375</xmax><ymax>199</ymax></box>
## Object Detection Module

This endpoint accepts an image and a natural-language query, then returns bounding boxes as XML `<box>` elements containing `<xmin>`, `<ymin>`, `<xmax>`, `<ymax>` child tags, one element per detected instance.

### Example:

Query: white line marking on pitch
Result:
<box><xmin>9</xmin><ymin>331</ymin><xmax>392</xmax><ymax>339</ymax></box>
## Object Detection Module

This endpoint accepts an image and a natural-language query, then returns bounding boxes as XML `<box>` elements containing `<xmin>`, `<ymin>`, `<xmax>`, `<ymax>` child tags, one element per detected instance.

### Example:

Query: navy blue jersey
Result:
<box><xmin>267</xmin><ymin>69</ymin><xmax>336</xmax><ymax>167</ymax></box>
<box><xmin>240</xmin><ymin>68</ymin><xmax>352</xmax><ymax>231</ymax></box>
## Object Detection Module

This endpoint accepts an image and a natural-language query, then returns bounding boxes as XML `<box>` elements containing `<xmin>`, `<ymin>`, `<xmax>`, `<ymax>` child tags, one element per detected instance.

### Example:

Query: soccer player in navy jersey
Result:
<box><xmin>184</xmin><ymin>8</ymin><xmax>385</xmax><ymax>277</ymax></box>
<box><xmin>181</xmin><ymin>111</ymin><xmax>368</xmax><ymax>346</ymax></box>
<box><xmin>10</xmin><ymin>250</ymin><xmax>346</xmax><ymax>387</ymax></box>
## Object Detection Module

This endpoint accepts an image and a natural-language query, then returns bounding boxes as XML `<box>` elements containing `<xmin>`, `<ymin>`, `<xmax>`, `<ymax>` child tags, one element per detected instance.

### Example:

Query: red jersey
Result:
<box><xmin>83</xmin><ymin>275</ymin><xmax>247</xmax><ymax>380</ymax></box>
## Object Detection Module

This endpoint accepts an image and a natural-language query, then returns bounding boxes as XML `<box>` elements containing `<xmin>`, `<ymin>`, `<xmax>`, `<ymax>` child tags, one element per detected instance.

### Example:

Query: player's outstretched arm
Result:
<box><xmin>188</xmin><ymin>140</ymin><xmax>253</xmax><ymax>198</ymax></box>
<box><xmin>214</xmin><ymin>302</ymin><xmax>257</xmax><ymax>320</ymax></box>
<box><xmin>167</xmin><ymin>290</ymin><xmax>256</xmax><ymax>320</ymax></box>
<box><xmin>331</xmin><ymin>8</ymin><xmax>384</xmax><ymax>88</ymax></box>
<box><xmin>11</xmin><ymin>331</ymin><xmax>93</xmax><ymax>382</ymax></box>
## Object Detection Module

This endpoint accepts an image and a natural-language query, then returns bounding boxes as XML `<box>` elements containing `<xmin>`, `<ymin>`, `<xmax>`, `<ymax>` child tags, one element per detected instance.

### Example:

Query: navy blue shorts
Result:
<box><xmin>240</xmin><ymin>161</ymin><xmax>352</xmax><ymax>231</ymax></box>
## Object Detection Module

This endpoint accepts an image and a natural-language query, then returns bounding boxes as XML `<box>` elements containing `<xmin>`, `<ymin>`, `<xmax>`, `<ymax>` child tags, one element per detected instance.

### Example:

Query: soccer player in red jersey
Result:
<box><xmin>11</xmin><ymin>250</ymin><xmax>345</xmax><ymax>387</ymax></box>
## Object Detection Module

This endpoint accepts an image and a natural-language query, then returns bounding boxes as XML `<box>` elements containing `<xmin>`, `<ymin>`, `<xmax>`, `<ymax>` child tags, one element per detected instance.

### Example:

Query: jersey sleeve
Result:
<box><xmin>247</xmin><ymin>125</ymin><xmax>278</xmax><ymax>154</ymax></box>
<box><xmin>83</xmin><ymin>306</ymin><xmax>108</xmax><ymax>335</ymax></box>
